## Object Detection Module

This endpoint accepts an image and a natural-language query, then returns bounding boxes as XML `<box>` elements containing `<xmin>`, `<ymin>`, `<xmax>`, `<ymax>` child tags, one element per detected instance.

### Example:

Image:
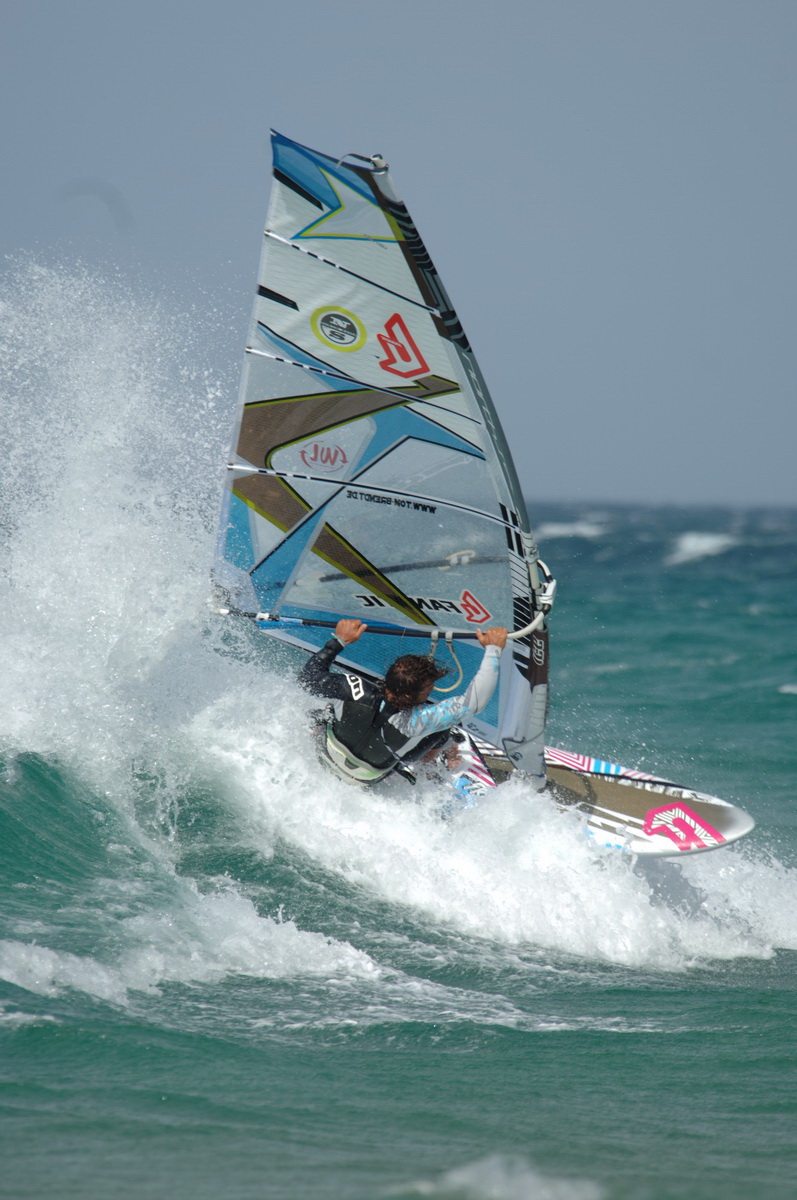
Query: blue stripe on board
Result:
<box><xmin>592</xmin><ymin>760</ymin><xmax>623</xmax><ymax>775</ymax></box>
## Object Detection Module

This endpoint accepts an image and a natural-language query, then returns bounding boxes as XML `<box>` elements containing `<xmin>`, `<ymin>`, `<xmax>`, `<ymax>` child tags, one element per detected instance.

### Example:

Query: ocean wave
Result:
<box><xmin>0</xmin><ymin>888</ymin><xmax>381</xmax><ymax>1006</ymax></box>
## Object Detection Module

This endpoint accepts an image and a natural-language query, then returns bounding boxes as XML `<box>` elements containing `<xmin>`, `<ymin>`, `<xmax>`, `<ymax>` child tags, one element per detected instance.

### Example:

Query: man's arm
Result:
<box><xmin>389</xmin><ymin>628</ymin><xmax>507</xmax><ymax>738</ymax></box>
<box><xmin>297</xmin><ymin>619</ymin><xmax>368</xmax><ymax>700</ymax></box>
<box><xmin>298</xmin><ymin>637</ymin><xmax>348</xmax><ymax>699</ymax></box>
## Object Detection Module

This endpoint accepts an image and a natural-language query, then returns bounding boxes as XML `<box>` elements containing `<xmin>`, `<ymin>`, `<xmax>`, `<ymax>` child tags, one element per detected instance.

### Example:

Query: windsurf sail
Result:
<box><xmin>215</xmin><ymin>133</ymin><xmax>555</xmax><ymax>784</ymax></box>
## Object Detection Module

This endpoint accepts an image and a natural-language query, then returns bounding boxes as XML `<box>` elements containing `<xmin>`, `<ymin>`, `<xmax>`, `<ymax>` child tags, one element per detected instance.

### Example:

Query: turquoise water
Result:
<box><xmin>1</xmin><ymin>264</ymin><xmax>796</xmax><ymax>1199</ymax></box>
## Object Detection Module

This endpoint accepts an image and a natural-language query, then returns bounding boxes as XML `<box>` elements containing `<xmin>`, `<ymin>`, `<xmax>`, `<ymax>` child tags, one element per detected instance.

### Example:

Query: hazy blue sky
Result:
<box><xmin>3</xmin><ymin>0</ymin><xmax>795</xmax><ymax>505</ymax></box>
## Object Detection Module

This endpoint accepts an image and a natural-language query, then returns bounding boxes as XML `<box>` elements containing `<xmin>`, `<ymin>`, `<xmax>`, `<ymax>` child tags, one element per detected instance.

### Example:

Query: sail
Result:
<box><xmin>216</xmin><ymin>132</ymin><xmax>553</xmax><ymax>782</ymax></box>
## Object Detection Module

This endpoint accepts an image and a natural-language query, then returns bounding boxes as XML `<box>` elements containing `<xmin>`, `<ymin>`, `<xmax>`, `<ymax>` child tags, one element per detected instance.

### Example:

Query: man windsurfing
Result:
<box><xmin>299</xmin><ymin>618</ymin><xmax>508</xmax><ymax>785</ymax></box>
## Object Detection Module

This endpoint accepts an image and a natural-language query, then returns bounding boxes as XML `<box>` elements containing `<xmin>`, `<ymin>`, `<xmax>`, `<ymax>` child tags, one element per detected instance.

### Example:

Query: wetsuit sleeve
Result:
<box><xmin>297</xmin><ymin>637</ymin><xmax>352</xmax><ymax>700</ymax></box>
<box><xmin>388</xmin><ymin>645</ymin><xmax>502</xmax><ymax>738</ymax></box>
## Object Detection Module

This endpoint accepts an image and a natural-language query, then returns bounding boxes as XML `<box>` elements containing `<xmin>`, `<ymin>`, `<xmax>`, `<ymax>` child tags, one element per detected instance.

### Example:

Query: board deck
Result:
<box><xmin>545</xmin><ymin>762</ymin><xmax>755</xmax><ymax>856</ymax></box>
<box><xmin>456</xmin><ymin>736</ymin><xmax>755</xmax><ymax>857</ymax></box>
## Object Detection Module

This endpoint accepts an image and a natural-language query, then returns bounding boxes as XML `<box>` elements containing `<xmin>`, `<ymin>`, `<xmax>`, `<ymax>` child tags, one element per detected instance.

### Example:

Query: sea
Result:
<box><xmin>1</xmin><ymin>262</ymin><xmax>796</xmax><ymax>1200</ymax></box>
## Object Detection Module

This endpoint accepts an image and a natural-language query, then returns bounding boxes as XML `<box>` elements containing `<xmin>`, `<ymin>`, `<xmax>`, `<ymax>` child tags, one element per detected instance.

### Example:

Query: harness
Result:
<box><xmin>318</xmin><ymin>694</ymin><xmax>448</xmax><ymax>786</ymax></box>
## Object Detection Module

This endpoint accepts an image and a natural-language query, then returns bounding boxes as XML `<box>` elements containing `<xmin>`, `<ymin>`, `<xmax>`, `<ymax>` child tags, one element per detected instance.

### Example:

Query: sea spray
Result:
<box><xmin>0</xmin><ymin>259</ymin><xmax>232</xmax><ymax>776</ymax></box>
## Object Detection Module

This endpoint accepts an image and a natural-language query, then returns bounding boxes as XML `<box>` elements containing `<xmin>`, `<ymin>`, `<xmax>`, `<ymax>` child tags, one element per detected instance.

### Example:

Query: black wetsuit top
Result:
<box><xmin>298</xmin><ymin>638</ymin><xmax>450</xmax><ymax>779</ymax></box>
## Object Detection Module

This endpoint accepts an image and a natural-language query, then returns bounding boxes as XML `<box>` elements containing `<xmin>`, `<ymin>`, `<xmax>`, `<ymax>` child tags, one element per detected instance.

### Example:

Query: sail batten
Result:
<box><xmin>244</xmin><ymin>346</ymin><xmax>473</xmax><ymax>410</ymax></box>
<box><xmin>227</xmin><ymin>465</ymin><xmax>526</xmax><ymax>531</ymax></box>
<box><xmin>262</xmin><ymin>229</ymin><xmax>442</xmax><ymax>313</ymax></box>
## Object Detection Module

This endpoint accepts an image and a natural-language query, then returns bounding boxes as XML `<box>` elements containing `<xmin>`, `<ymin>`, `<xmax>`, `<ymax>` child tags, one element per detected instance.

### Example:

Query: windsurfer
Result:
<box><xmin>299</xmin><ymin>618</ymin><xmax>508</xmax><ymax>785</ymax></box>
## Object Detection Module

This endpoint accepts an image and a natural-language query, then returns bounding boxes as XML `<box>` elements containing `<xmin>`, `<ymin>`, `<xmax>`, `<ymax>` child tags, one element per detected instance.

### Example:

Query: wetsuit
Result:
<box><xmin>298</xmin><ymin>637</ymin><xmax>502</xmax><ymax>784</ymax></box>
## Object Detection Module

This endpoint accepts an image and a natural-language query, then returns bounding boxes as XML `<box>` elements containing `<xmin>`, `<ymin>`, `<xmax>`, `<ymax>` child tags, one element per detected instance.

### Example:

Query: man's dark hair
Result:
<box><xmin>384</xmin><ymin>655</ymin><xmax>448</xmax><ymax>709</ymax></box>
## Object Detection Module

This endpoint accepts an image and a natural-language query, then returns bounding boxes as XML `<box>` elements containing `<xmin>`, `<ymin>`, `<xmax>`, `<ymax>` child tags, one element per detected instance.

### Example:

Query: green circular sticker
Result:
<box><xmin>311</xmin><ymin>307</ymin><xmax>367</xmax><ymax>352</ymax></box>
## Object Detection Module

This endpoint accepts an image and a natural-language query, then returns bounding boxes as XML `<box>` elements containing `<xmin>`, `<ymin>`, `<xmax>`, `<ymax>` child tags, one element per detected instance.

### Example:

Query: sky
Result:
<box><xmin>2</xmin><ymin>0</ymin><xmax>795</xmax><ymax>506</ymax></box>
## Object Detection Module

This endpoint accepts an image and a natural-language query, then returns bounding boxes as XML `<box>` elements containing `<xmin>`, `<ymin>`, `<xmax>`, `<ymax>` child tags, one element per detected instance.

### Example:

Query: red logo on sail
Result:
<box><xmin>460</xmin><ymin>590</ymin><xmax>492</xmax><ymax>624</ymax></box>
<box><xmin>377</xmin><ymin>313</ymin><xmax>429</xmax><ymax>378</ymax></box>
<box><xmin>299</xmin><ymin>442</ymin><xmax>349</xmax><ymax>473</ymax></box>
<box><xmin>642</xmin><ymin>804</ymin><xmax>725</xmax><ymax>851</ymax></box>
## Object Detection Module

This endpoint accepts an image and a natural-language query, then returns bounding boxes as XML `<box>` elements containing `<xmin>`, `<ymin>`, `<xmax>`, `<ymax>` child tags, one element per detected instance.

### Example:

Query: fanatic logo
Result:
<box><xmin>377</xmin><ymin>313</ymin><xmax>429</xmax><ymax>378</ymax></box>
<box><xmin>642</xmin><ymin>804</ymin><xmax>725</xmax><ymax>851</ymax></box>
<box><xmin>459</xmin><ymin>590</ymin><xmax>492</xmax><ymax>623</ymax></box>
<box><xmin>354</xmin><ymin>590</ymin><xmax>492</xmax><ymax>624</ymax></box>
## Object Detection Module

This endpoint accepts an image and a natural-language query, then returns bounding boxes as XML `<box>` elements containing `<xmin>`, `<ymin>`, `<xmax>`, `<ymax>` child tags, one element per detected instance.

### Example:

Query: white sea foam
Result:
<box><xmin>0</xmin><ymin>1001</ymin><xmax>57</xmax><ymax>1028</ymax></box>
<box><xmin>680</xmin><ymin>847</ymin><xmax>797</xmax><ymax>953</ymax></box>
<box><xmin>194</xmin><ymin>681</ymin><xmax>794</xmax><ymax>972</ymax></box>
<box><xmin>664</xmin><ymin>531</ymin><xmax>739</xmax><ymax>566</ymax></box>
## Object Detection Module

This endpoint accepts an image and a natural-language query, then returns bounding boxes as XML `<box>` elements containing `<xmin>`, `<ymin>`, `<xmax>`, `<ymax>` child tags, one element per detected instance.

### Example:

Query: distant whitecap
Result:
<box><xmin>536</xmin><ymin>521</ymin><xmax>607</xmax><ymax>540</ymax></box>
<box><xmin>395</xmin><ymin>1154</ymin><xmax>605</xmax><ymax>1199</ymax></box>
<box><xmin>778</xmin><ymin>684</ymin><xmax>797</xmax><ymax>695</ymax></box>
<box><xmin>664</xmin><ymin>532</ymin><xmax>739</xmax><ymax>566</ymax></box>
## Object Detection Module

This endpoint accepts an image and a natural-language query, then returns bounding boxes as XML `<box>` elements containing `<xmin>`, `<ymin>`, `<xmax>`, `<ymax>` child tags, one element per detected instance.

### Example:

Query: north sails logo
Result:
<box><xmin>319</xmin><ymin>313</ymin><xmax>358</xmax><ymax>345</ymax></box>
<box><xmin>642</xmin><ymin>803</ymin><xmax>725</xmax><ymax>851</ymax></box>
<box><xmin>299</xmin><ymin>441</ymin><xmax>349</xmax><ymax>473</ymax></box>
<box><xmin>355</xmin><ymin>590</ymin><xmax>492</xmax><ymax>624</ymax></box>
<box><xmin>310</xmin><ymin>306</ymin><xmax>367</xmax><ymax>352</ymax></box>
<box><xmin>377</xmin><ymin>313</ymin><xmax>429</xmax><ymax>378</ymax></box>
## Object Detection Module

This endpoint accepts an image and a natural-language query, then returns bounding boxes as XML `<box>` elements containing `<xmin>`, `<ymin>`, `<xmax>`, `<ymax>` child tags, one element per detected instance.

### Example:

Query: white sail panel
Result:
<box><xmin>253</xmin><ymin>242</ymin><xmax>457</xmax><ymax>389</ymax></box>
